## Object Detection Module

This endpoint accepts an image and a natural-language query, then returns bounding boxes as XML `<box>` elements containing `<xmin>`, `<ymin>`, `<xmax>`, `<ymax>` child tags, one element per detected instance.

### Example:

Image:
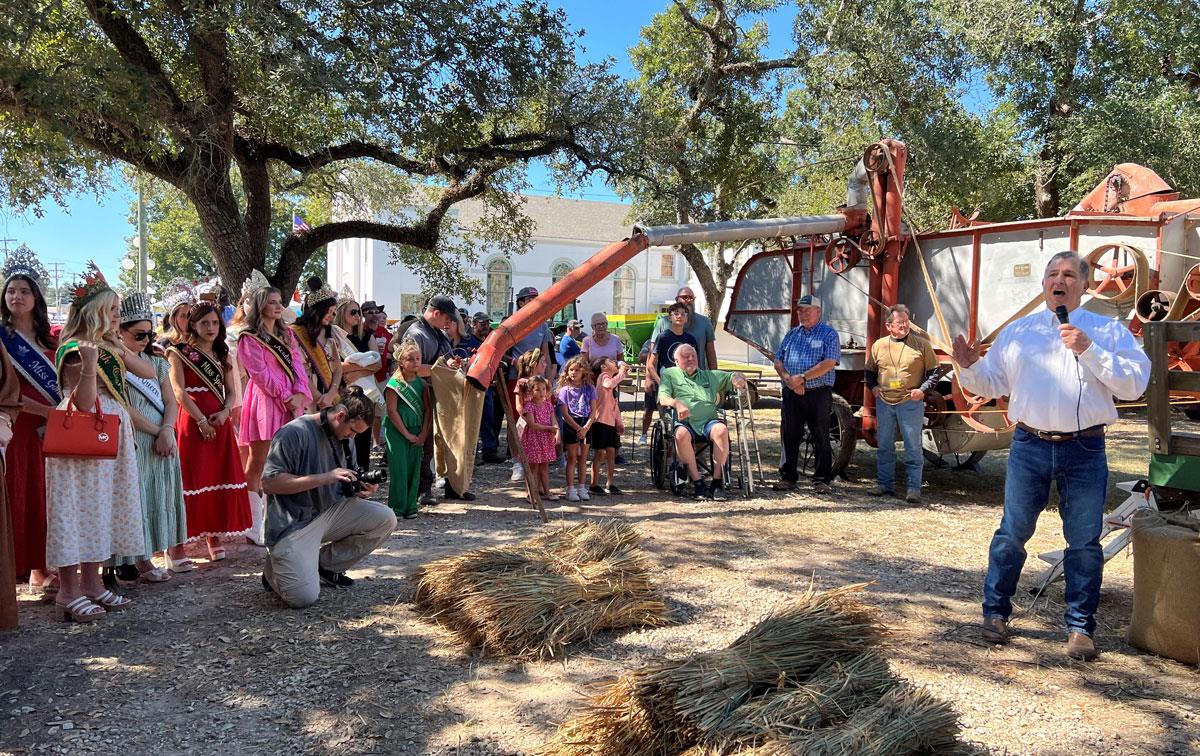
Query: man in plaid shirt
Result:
<box><xmin>771</xmin><ymin>295</ymin><xmax>841</xmax><ymax>493</ymax></box>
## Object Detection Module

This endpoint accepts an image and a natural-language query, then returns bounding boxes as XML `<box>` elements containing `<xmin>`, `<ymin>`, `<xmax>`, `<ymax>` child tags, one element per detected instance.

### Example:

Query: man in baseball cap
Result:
<box><xmin>516</xmin><ymin>286</ymin><xmax>539</xmax><ymax>303</ymax></box>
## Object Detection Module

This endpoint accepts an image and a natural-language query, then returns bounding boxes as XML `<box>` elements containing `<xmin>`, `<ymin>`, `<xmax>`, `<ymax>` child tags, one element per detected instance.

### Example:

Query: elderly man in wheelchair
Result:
<box><xmin>657</xmin><ymin>344</ymin><xmax>749</xmax><ymax>500</ymax></box>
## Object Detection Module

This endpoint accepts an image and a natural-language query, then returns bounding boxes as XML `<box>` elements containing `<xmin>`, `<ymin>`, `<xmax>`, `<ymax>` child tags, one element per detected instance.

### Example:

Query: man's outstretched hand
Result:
<box><xmin>951</xmin><ymin>335</ymin><xmax>982</xmax><ymax>368</ymax></box>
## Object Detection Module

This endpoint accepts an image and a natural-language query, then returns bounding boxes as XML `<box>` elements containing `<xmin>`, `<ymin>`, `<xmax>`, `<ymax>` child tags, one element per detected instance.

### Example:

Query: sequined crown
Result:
<box><xmin>69</xmin><ymin>262</ymin><xmax>113</xmax><ymax>306</ymax></box>
<box><xmin>303</xmin><ymin>277</ymin><xmax>337</xmax><ymax>310</ymax></box>
<box><xmin>119</xmin><ymin>291</ymin><xmax>154</xmax><ymax>325</ymax></box>
<box><xmin>241</xmin><ymin>268</ymin><xmax>271</xmax><ymax>299</ymax></box>
<box><xmin>161</xmin><ymin>278</ymin><xmax>197</xmax><ymax>312</ymax></box>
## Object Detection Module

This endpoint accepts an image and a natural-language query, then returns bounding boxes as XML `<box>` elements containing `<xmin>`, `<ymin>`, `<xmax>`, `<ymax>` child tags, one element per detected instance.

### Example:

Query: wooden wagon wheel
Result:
<box><xmin>824</xmin><ymin>237</ymin><xmax>862</xmax><ymax>274</ymax></box>
<box><xmin>1086</xmin><ymin>243</ymin><xmax>1141</xmax><ymax>303</ymax></box>
<box><xmin>950</xmin><ymin>374</ymin><xmax>1012</xmax><ymax>433</ymax></box>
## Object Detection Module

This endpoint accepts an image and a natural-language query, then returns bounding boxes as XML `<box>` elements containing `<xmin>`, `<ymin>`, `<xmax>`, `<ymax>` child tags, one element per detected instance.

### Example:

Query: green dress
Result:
<box><xmin>383</xmin><ymin>375</ymin><xmax>425</xmax><ymax>517</ymax></box>
<box><xmin>117</xmin><ymin>355</ymin><xmax>188</xmax><ymax>563</ymax></box>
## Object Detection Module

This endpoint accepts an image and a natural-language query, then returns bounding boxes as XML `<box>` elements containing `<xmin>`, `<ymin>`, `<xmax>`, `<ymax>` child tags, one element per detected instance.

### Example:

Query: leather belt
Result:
<box><xmin>1016</xmin><ymin>422</ymin><xmax>1105</xmax><ymax>442</ymax></box>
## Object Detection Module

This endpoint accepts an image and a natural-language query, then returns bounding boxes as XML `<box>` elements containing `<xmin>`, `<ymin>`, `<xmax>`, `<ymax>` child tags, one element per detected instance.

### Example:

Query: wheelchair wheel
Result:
<box><xmin>650</xmin><ymin>422</ymin><xmax>668</xmax><ymax>490</ymax></box>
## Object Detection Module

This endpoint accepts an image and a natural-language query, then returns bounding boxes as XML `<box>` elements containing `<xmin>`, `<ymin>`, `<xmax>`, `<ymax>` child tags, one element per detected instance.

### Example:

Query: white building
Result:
<box><xmin>327</xmin><ymin>195</ymin><xmax>689</xmax><ymax>322</ymax></box>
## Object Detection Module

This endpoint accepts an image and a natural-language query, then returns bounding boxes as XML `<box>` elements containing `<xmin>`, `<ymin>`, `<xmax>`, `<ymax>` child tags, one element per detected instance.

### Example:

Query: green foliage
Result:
<box><xmin>0</xmin><ymin>0</ymin><xmax>634</xmax><ymax>294</ymax></box>
<box><xmin>115</xmin><ymin>174</ymin><xmax>327</xmax><ymax>298</ymax></box>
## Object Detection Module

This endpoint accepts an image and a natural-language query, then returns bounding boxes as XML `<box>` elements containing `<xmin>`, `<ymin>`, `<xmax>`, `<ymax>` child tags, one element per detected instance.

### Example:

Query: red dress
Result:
<box><xmin>5</xmin><ymin>341</ymin><xmax>55</xmax><ymax>575</ymax></box>
<box><xmin>172</xmin><ymin>345</ymin><xmax>251</xmax><ymax>540</ymax></box>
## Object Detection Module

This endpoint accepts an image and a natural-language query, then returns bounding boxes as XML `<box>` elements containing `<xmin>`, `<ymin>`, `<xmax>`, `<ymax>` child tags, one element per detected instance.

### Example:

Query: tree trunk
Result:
<box><xmin>1034</xmin><ymin>141</ymin><xmax>1061</xmax><ymax>219</ymax></box>
<box><xmin>677</xmin><ymin>242</ymin><xmax>726</xmax><ymax>319</ymax></box>
<box><xmin>189</xmin><ymin>181</ymin><xmax>260</xmax><ymax>298</ymax></box>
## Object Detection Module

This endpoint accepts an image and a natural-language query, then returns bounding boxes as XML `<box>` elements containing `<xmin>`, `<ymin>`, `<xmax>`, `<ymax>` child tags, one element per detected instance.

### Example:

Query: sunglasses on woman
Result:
<box><xmin>129</xmin><ymin>332</ymin><xmax>153</xmax><ymax>342</ymax></box>
<box><xmin>349</xmin><ymin>309</ymin><xmax>360</xmax><ymax>316</ymax></box>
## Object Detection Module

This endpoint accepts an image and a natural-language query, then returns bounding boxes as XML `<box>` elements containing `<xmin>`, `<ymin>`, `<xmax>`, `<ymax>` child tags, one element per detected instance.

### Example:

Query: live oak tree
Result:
<box><xmin>0</xmin><ymin>0</ymin><xmax>634</xmax><ymax>295</ymax></box>
<box><xmin>619</xmin><ymin>0</ymin><xmax>801</xmax><ymax>318</ymax></box>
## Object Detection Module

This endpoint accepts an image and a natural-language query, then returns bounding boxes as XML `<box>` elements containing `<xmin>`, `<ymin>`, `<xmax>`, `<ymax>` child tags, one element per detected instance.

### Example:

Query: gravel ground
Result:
<box><xmin>2</xmin><ymin>406</ymin><xmax>1198</xmax><ymax>755</ymax></box>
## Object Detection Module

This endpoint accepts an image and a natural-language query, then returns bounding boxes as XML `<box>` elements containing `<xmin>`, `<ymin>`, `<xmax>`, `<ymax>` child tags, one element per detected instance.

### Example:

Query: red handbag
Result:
<box><xmin>43</xmin><ymin>394</ymin><xmax>121</xmax><ymax>459</ymax></box>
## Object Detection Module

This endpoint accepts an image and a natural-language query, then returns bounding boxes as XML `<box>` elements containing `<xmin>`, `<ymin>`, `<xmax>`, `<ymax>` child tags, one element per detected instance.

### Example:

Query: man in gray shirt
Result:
<box><xmin>262</xmin><ymin>388</ymin><xmax>396</xmax><ymax>608</ymax></box>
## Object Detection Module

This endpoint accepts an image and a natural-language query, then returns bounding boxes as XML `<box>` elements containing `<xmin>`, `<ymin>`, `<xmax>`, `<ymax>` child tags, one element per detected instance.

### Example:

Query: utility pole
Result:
<box><xmin>137</xmin><ymin>173</ymin><xmax>149</xmax><ymax>291</ymax></box>
<box><xmin>47</xmin><ymin>262</ymin><xmax>65</xmax><ymax>320</ymax></box>
<box><xmin>0</xmin><ymin>238</ymin><xmax>15</xmax><ymax>256</ymax></box>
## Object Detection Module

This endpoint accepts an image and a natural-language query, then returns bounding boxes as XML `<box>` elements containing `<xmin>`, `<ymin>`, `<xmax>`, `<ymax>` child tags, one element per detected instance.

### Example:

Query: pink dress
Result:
<box><xmin>236</xmin><ymin>330</ymin><xmax>312</xmax><ymax>444</ymax></box>
<box><xmin>521</xmin><ymin>399</ymin><xmax>558</xmax><ymax>464</ymax></box>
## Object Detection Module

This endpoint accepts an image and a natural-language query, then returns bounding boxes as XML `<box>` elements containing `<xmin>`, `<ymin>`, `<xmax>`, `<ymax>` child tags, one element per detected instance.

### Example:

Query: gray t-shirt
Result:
<box><xmin>508</xmin><ymin>322</ymin><xmax>555</xmax><ymax>378</ymax></box>
<box><xmin>649</xmin><ymin>311</ymin><xmax>717</xmax><ymax>369</ymax></box>
<box><xmin>403</xmin><ymin>316</ymin><xmax>452</xmax><ymax>366</ymax></box>
<box><xmin>264</xmin><ymin>415</ymin><xmax>348</xmax><ymax>545</ymax></box>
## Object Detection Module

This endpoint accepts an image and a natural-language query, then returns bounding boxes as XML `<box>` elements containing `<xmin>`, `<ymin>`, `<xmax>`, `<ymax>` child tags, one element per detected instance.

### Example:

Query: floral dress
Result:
<box><xmin>520</xmin><ymin>398</ymin><xmax>557</xmax><ymax>464</ymax></box>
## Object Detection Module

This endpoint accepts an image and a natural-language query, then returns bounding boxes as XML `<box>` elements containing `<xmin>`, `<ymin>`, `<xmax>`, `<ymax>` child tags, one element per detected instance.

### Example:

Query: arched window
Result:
<box><xmin>613</xmin><ymin>265</ymin><xmax>636</xmax><ymax>314</ymax></box>
<box><xmin>551</xmin><ymin>260</ymin><xmax>575</xmax><ymax>324</ymax></box>
<box><xmin>486</xmin><ymin>258</ymin><xmax>511</xmax><ymax>320</ymax></box>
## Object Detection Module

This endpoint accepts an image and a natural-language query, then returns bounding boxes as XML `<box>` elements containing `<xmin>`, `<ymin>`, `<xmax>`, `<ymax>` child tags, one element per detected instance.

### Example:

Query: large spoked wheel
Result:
<box><xmin>799</xmin><ymin>394</ymin><xmax>857</xmax><ymax>478</ymax></box>
<box><xmin>650</xmin><ymin>422</ymin><xmax>668</xmax><ymax>491</ymax></box>
<box><xmin>922</xmin><ymin>449</ymin><xmax>987</xmax><ymax>471</ymax></box>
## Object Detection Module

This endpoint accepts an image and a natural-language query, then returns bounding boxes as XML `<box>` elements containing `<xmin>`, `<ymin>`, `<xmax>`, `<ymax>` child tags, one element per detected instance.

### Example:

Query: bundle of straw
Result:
<box><xmin>412</xmin><ymin>521</ymin><xmax>669</xmax><ymax>659</ymax></box>
<box><xmin>541</xmin><ymin>584</ymin><xmax>971</xmax><ymax>756</ymax></box>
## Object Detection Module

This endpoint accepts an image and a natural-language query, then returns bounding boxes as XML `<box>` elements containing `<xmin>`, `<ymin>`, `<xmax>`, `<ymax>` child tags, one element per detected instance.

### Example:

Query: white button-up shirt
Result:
<box><xmin>958</xmin><ymin>307</ymin><xmax>1151</xmax><ymax>432</ymax></box>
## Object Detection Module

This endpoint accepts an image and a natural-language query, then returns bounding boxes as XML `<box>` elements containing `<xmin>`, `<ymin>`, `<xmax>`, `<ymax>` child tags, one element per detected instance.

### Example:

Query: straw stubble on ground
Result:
<box><xmin>0</xmin><ymin>405</ymin><xmax>1197</xmax><ymax>755</ymax></box>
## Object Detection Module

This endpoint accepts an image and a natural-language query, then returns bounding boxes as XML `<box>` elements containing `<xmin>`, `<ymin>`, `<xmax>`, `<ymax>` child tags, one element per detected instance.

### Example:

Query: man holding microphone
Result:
<box><xmin>951</xmin><ymin>251</ymin><xmax>1150</xmax><ymax>660</ymax></box>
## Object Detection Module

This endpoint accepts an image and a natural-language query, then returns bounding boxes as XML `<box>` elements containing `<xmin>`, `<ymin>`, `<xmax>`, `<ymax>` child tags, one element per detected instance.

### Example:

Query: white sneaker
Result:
<box><xmin>638</xmin><ymin>434</ymin><xmax>648</xmax><ymax>446</ymax></box>
<box><xmin>578</xmin><ymin>486</ymin><xmax>590</xmax><ymax>501</ymax></box>
<box><xmin>567</xmin><ymin>486</ymin><xmax>581</xmax><ymax>502</ymax></box>
<box><xmin>511</xmin><ymin>462</ymin><xmax>524</xmax><ymax>482</ymax></box>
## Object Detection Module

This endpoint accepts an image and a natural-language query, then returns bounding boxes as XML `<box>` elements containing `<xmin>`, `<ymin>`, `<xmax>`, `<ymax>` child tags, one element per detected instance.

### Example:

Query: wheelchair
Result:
<box><xmin>648</xmin><ymin>387</ymin><xmax>764</xmax><ymax>498</ymax></box>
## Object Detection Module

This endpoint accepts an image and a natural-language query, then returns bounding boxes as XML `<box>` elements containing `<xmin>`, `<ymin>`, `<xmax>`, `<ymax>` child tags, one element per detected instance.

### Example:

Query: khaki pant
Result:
<box><xmin>264</xmin><ymin>497</ymin><xmax>396</xmax><ymax>608</ymax></box>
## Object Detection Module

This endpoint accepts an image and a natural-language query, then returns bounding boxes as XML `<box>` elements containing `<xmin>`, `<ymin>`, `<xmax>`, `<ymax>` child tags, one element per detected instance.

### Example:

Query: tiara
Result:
<box><xmin>241</xmin><ymin>269</ymin><xmax>271</xmax><ymax>299</ymax></box>
<box><xmin>161</xmin><ymin>277</ymin><xmax>197</xmax><ymax>312</ymax></box>
<box><xmin>337</xmin><ymin>284</ymin><xmax>356</xmax><ymax>305</ymax></box>
<box><xmin>69</xmin><ymin>262</ymin><xmax>113</xmax><ymax>307</ymax></box>
<box><xmin>1</xmin><ymin>245</ymin><xmax>46</xmax><ymax>288</ymax></box>
<box><xmin>119</xmin><ymin>291</ymin><xmax>154</xmax><ymax>324</ymax></box>
<box><xmin>195</xmin><ymin>276</ymin><xmax>222</xmax><ymax>303</ymax></box>
<box><xmin>303</xmin><ymin>278</ymin><xmax>337</xmax><ymax>310</ymax></box>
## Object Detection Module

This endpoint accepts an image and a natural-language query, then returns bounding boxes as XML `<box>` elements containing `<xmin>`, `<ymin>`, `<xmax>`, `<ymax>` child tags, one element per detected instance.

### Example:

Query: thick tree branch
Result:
<box><xmin>257</xmin><ymin>139</ymin><xmax>436</xmax><ymax>176</ymax></box>
<box><xmin>78</xmin><ymin>0</ymin><xmax>189</xmax><ymax>128</ymax></box>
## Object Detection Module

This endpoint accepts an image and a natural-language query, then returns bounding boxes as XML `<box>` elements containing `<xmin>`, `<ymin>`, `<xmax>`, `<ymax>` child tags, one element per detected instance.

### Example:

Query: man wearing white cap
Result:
<box><xmin>771</xmin><ymin>295</ymin><xmax>840</xmax><ymax>494</ymax></box>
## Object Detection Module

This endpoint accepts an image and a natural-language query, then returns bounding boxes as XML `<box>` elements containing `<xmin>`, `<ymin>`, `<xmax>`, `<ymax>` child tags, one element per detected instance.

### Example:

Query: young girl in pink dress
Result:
<box><xmin>520</xmin><ymin>376</ymin><xmax>559</xmax><ymax>502</ymax></box>
<box><xmin>236</xmin><ymin>286</ymin><xmax>311</xmax><ymax>543</ymax></box>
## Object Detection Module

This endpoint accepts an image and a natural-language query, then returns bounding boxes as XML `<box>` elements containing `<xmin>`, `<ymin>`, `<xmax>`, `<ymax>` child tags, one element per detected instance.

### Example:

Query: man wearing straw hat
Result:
<box><xmin>952</xmin><ymin>250</ymin><xmax>1150</xmax><ymax>660</ymax></box>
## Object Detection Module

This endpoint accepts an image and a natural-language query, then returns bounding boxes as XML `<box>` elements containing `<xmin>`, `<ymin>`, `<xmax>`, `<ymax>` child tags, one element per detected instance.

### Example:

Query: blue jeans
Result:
<box><xmin>479</xmin><ymin>387</ymin><xmax>498</xmax><ymax>453</ymax></box>
<box><xmin>982</xmin><ymin>428</ymin><xmax>1108</xmax><ymax>636</ymax></box>
<box><xmin>875</xmin><ymin>398</ymin><xmax>925</xmax><ymax>492</ymax></box>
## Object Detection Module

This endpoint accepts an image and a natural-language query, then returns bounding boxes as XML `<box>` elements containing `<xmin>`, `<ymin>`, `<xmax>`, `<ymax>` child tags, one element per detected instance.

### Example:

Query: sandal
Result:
<box><xmin>207</xmin><ymin>546</ymin><xmax>227</xmax><ymax>562</ymax></box>
<box><xmin>138</xmin><ymin>566</ymin><xmax>171</xmax><ymax>584</ymax></box>
<box><xmin>55</xmin><ymin>596</ymin><xmax>106</xmax><ymax>623</ymax></box>
<box><xmin>87</xmin><ymin>590</ymin><xmax>133</xmax><ymax>612</ymax></box>
<box><xmin>164</xmin><ymin>553</ymin><xmax>194</xmax><ymax>573</ymax></box>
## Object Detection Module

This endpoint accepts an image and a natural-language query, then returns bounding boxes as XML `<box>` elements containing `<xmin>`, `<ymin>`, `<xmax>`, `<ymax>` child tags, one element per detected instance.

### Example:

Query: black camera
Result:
<box><xmin>340</xmin><ymin>466</ymin><xmax>388</xmax><ymax>497</ymax></box>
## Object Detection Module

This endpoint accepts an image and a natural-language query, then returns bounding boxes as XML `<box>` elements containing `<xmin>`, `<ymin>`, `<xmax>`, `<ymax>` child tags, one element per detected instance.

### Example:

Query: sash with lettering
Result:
<box><xmin>238</xmin><ymin>329</ymin><xmax>297</xmax><ymax>385</ymax></box>
<box><xmin>125</xmin><ymin>357</ymin><xmax>165</xmax><ymax>415</ymax></box>
<box><xmin>0</xmin><ymin>327</ymin><xmax>61</xmax><ymax>406</ymax></box>
<box><xmin>289</xmin><ymin>324</ymin><xmax>339</xmax><ymax>402</ymax></box>
<box><xmin>169</xmin><ymin>344</ymin><xmax>227</xmax><ymax>404</ymax></box>
<box><xmin>55</xmin><ymin>340</ymin><xmax>128</xmax><ymax>406</ymax></box>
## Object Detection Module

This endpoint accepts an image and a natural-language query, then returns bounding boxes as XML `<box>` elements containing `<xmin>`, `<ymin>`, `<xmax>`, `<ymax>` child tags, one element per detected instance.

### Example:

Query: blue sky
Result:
<box><xmin>0</xmin><ymin>0</ymin><xmax>795</xmax><ymax>281</ymax></box>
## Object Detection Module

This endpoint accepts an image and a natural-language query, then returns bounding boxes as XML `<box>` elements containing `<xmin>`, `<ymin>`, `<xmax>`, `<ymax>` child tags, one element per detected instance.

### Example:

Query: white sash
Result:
<box><xmin>125</xmin><ymin>367</ymin><xmax>165</xmax><ymax>414</ymax></box>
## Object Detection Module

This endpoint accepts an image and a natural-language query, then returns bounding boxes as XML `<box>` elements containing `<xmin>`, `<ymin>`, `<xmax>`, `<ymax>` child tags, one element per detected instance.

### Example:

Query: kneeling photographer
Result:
<box><xmin>261</xmin><ymin>386</ymin><xmax>397</xmax><ymax>608</ymax></box>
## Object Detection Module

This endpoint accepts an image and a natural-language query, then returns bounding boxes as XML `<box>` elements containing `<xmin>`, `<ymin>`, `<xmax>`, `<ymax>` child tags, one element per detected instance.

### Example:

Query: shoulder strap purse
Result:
<box><xmin>43</xmin><ymin>394</ymin><xmax>121</xmax><ymax>459</ymax></box>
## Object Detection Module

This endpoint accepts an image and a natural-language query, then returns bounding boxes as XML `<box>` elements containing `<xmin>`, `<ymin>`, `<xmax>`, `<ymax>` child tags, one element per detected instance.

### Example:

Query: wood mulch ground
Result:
<box><xmin>1</xmin><ymin>405</ymin><xmax>1197</xmax><ymax>755</ymax></box>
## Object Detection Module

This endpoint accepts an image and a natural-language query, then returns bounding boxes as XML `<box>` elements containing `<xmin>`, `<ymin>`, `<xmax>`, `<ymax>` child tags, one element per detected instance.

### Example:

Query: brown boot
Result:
<box><xmin>771</xmin><ymin>479</ymin><xmax>796</xmax><ymax>491</ymax></box>
<box><xmin>1066</xmin><ymin>632</ymin><xmax>1098</xmax><ymax>661</ymax></box>
<box><xmin>981</xmin><ymin>617</ymin><xmax>1009</xmax><ymax>644</ymax></box>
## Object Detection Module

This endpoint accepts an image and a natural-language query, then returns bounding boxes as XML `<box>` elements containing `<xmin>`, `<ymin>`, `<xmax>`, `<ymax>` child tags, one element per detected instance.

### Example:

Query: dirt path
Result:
<box><xmin>2</xmin><ymin>410</ymin><xmax>1197</xmax><ymax>755</ymax></box>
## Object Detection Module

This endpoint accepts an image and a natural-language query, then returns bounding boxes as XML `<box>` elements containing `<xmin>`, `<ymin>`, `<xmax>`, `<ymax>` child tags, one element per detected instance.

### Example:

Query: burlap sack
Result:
<box><xmin>1127</xmin><ymin>509</ymin><xmax>1200</xmax><ymax>665</ymax></box>
<box><xmin>429</xmin><ymin>359</ymin><xmax>484</xmax><ymax>496</ymax></box>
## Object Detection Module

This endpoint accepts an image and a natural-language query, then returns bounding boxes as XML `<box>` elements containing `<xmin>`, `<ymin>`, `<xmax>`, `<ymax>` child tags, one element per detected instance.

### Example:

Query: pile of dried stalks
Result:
<box><xmin>412</xmin><ymin>520</ymin><xmax>669</xmax><ymax>659</ymax></box>
<box><xmin>541</xmin><ymin>584</ymin><xmax>974</xmax><ymax>756</ymax></box>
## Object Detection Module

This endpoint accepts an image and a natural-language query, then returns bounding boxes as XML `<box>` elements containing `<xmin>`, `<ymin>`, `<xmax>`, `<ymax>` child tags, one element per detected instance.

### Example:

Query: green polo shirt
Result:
<box><xmin>658</xmin><ymin>366</ymin><xmax>733</xmax><ymax>433</ymax></box>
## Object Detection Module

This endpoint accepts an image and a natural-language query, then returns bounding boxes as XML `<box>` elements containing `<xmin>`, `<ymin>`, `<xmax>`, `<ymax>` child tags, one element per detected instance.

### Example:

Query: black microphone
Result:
<box><xmin>1055</xmin><ymin>305</ymin><xmax>1077</xmax><ymax>360</ymax></box>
